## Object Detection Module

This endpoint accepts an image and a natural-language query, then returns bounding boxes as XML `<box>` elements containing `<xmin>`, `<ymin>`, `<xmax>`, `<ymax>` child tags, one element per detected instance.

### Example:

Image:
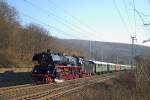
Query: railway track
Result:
<box><xmin>0</xmin><ymin>84</ymin><xmax>33</xmax><ymax>93</ymax></box>
<box><xmin>36</xmin><ymin>75</ymin><xmax>115</xmax><ymax>100</ymax></box>
<box><xmin>0</xmin><ymin>73</ymin><xmax>117</xmax><ymax>100</ymax></box>
<box><xmin>0</xmin><ymin>75</ymin><xmax>99</xmax><ymax>97</ymax></box>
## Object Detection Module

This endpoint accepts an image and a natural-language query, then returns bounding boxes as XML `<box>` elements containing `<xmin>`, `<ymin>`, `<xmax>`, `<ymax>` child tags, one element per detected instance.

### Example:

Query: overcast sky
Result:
<box><xmin>7</xmin><ymin>0</ymin><xmax>150</xmax><ymax>46</ymax></box>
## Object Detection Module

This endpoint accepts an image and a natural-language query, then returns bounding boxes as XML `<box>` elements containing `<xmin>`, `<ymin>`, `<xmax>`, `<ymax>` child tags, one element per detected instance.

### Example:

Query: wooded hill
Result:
<box><xmin>62</xmin><ymin>39</ymin><xmax>150</xmax><ymax>64</ymax></box>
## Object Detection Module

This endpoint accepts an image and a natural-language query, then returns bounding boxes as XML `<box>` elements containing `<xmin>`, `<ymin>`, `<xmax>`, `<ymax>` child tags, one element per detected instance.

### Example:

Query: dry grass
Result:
<box><xmin>57</xmin><ymin>73</ymin><xmax>128</xmax><ymax>100</ymax></box>
<box><xmin>0</xmin><ymin>67</ymin><xmax>32</xmax><ymax>73</ymax></box>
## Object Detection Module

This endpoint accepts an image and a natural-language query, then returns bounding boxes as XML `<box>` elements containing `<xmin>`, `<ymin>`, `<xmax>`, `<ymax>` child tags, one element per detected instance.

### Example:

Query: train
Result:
<box><xmin>31</xmin><ymin>50</ymin><xmax>132</xmax><ymax>84</ymax></box>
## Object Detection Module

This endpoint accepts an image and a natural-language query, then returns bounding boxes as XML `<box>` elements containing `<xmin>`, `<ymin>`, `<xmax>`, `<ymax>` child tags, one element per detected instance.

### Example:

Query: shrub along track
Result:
<box><xmin>0</xmin><ymin>73</ymin><xmax>118</xmax><ymax>100</ymax></box>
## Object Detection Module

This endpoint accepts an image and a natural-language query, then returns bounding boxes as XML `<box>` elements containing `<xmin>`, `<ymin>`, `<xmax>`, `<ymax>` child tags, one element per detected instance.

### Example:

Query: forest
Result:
<box><xmin>0</xmin><ymin>0</ymin><xmax>85</xmax><ymax>67</ymax></box>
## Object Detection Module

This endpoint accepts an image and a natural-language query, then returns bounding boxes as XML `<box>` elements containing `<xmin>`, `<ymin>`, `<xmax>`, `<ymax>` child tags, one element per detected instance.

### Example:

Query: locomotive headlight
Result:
<box><xmin>47</xmin><ymin>70</ymin><xmax>50</xmax><ymax>73</ymax></box>
<box><xmin>34</xmin><ymin>70</ymin><xmax>37</xmax><ymax>73</ymax></box>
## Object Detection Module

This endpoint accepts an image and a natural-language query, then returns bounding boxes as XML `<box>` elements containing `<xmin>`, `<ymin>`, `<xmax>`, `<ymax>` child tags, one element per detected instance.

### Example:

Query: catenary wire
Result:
<box><xmin>23</xmin><ymin>0</ymin><xmax>97</xmax><ymax>40</ymax></box>
<box><xmin>21</xmin><ymin>12</ymin><xmax>81</xmax><ymax>39</ymax></box>
<box><xmin>113</xmin><ymin>0</ymin><xmax>130</xmax><ymax>34</ymax></box>
<box><xmin>48</xmin><ymin>0</ymin><xmax>102</xmax><ymax>38</ymax></box>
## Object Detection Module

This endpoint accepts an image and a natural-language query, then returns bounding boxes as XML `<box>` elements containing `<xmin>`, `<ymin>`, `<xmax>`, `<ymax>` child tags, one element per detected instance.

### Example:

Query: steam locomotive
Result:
<box><xmin>32</xmin><ymin>50</ymin><xmax>84</xmax><ymax>83</ymax></box>
<box><xmin>32</xmin><ymin>50</ymin><xmax>132</xmax><ymax>84</ymax></box>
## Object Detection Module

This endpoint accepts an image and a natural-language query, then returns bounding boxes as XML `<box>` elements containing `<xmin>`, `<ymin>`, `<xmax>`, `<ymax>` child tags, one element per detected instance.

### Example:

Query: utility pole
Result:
<box><xmin>131</xmin><ymin>36</ymin><xmax>137</xmax><ymax>69</ymax></box>
<box><xmin>101</xmin><ymin>54</ymin><xmax>103</xmax><ymax>62</ymax></box>
<box><xmin>89</xmin><ymin>41</ymin><xmax>92</xmax><ymax>58</ymax></box>
<box><xmin>100</xmin><ymin>47</ymin><xmax>103</xmax><ymax>61</ymax></box>
<box><xmin>116</xmin><ymin>56</ymin><xmax>119</xmax><ymax>64</ymax></box>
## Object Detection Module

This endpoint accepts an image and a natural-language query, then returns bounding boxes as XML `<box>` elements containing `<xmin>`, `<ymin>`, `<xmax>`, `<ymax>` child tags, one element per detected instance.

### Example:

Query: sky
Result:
<box><xmin>7</xmin><ymin>0</ymin><xmax>150</xmax><ymax>46</ymax></box>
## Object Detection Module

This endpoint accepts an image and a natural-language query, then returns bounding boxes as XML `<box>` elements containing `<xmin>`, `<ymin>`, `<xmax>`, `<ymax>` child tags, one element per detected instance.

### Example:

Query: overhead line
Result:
<box><xmin>135</xmin><ymin>9</ymin><xmax>150</xmax><ymax>36</ymax></box>
<box><xmin>135</xmin><ymin>9</ymin><xmax>147</xmax><ymax>26</ymax></box>
<box><xmin>136</xmin><ymin>11</ymin><xmax>150</xmax><ymax>17</ymax></box>
<box><xmin>113</xmin><ymin>0</ymin><xmax>130</xmax><ymax>34</ymax></box>
<box><xmin>24</xmin><ymin>0</ymin><xmax>96</xmax><ymax>40</ymax></box>
<box><xmin>23</xmin><ymin>0</ymin><xmax>90</xmax><ymax>39</ymax></box>
<box><xmin>48</xmin><ymin>0</ymin><xmax>101</xmax><ymax>37</ymax></box>
<box><xmin>21</xmin><ymin>12</ymin><xmax>80</xmax><ymax>39</ymax></box>
<box><xmin>132</xmin><ymin>0</ymin><xmax>137</xmax><ymax>36</ymax></box>
<box><xmin>122</xmin><ymin>0</ymin><xmax>133</xmax><ymax>34</ymax></box>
